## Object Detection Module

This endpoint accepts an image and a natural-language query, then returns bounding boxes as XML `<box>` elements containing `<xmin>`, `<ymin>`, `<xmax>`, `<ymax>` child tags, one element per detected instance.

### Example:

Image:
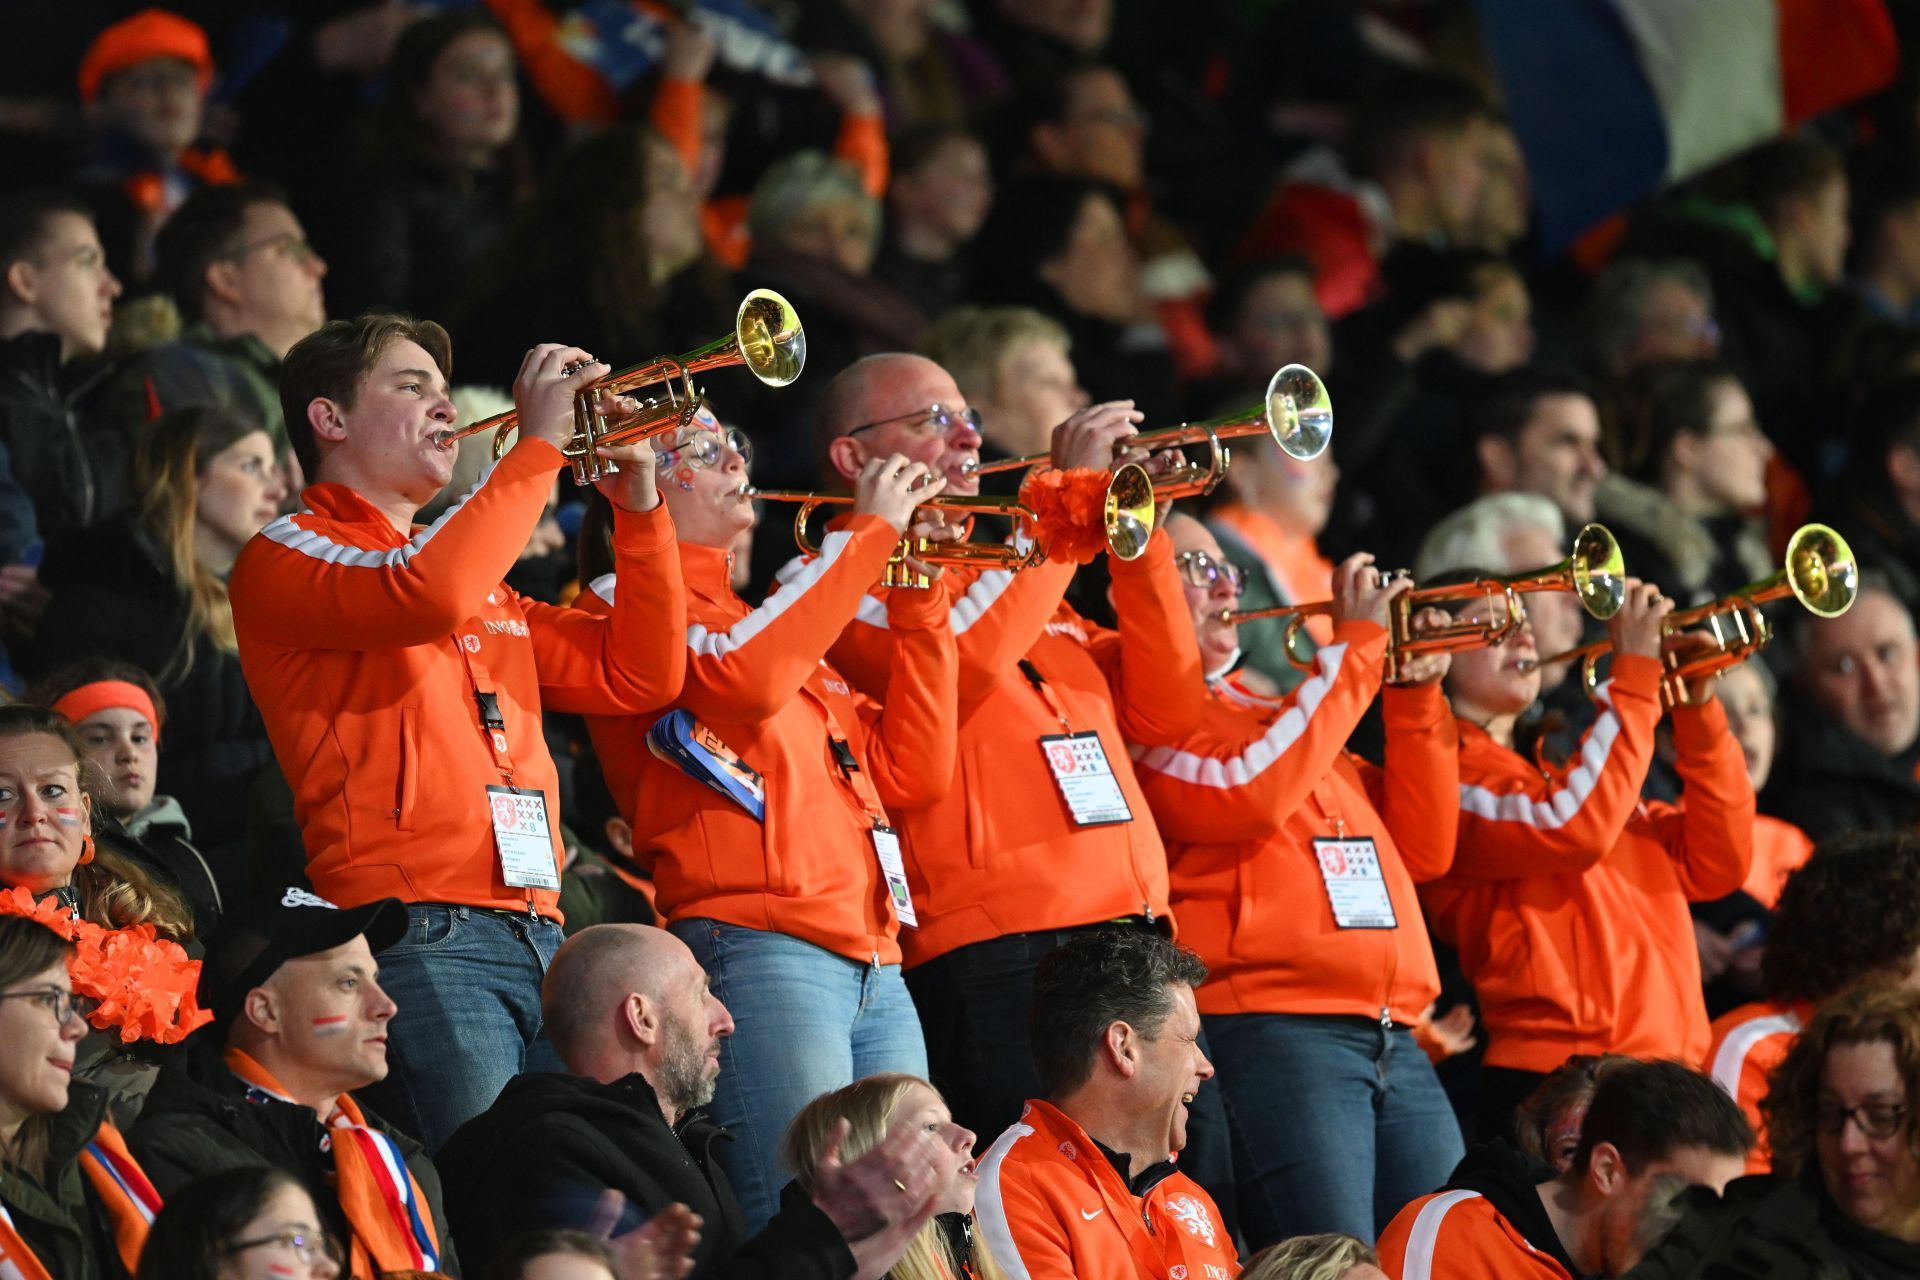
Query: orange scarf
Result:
<box><xmin>0</xmin><ymin>1119</ymin><xmax>160</xmax><ymax>1278</ymax></box>
<box><xmin>224</xmin><ymin>1047</ymin><xmax>444</xmax><ymax>1279</ymax></box>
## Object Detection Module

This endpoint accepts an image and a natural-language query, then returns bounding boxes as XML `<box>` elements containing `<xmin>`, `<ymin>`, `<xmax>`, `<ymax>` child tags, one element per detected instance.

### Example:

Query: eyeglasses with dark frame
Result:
<box><xmin>0</xmin><ymin>987</ymin><xmax>100</xmax><ymax>1026</ymax></box>
<box><xmin>846</xmin><ymin>404</ymin><xmax>983</xmax><ymax>439</ymax></box>
<box><xmin>1813</xmin><ymin>1100</ymin><xmax>1910</xmax><ymax>1140</ymax></box>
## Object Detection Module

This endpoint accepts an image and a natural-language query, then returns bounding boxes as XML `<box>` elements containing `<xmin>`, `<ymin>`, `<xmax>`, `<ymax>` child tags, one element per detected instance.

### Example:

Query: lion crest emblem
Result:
<box><xmin>1164</xmin><ymin>1195</ymin><xmax>1216</xmax><ymax>1247</ymax></box>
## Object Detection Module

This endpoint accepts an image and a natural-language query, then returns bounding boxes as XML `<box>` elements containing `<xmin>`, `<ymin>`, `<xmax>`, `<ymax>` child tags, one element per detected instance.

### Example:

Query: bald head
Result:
<box><xmin>811</xmin><ymin>352</ymin><xmax>975</xmax><ymax>492</ymax></box>
<box><xmin>542</xmin><ymin>924</ymin><xmax>692</xmax><ymax>1072</ymax></box>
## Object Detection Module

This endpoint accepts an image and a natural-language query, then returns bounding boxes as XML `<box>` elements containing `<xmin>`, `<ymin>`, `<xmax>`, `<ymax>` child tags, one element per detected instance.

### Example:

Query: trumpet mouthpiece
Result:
<box><xmin>431</xmin><ymin>430</ymin><xmax>456</xmax><ymax>450</ymax></box>
<box><xmin>959</xmin><ymin>457</ymin><xmax>980</xmax><ymax>476</ymax></box>
<box><xmin>738</xmin><ymin>484</ymin><xmax>759</xmax><ymax>498</ymax></box>
<box><xmin>1514</xmin><ymin>657</ymin><xmax>1539</xmax><ymax>673</ymax></box>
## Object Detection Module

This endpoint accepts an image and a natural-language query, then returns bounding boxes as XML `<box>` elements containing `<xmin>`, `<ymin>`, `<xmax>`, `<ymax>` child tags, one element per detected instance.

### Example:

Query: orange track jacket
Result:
<box><xmin>1422</xmin><ymin>655</ymin><xmax>1755</xmax><ymax>1072</ymax></box>
<box><xmin>1131</xmin><ymin>620</ymin><xmax>1459</xmax><ymax>1023</ymax></box>
<box><xmin>975</xmin><ymin>1099</ymin><xmax>1241</xmax><ymax>1280</ymax></box>
<box><xmin>229</xmin><ymin>438</ymin><xmax>687</xmax><ymax>916</ymax></box>
<box><xmin>1378</xmin><ymin>1188</ymin><xmax>1573</xmax><ymax>1280</ymax></box>
<box><xmin>818</xmin><ymin>529</ymin><xmax>1205</xmax><ymax>967</ymax></box>
<box><xmin>581</xmin><ymin>517</ymin><xmax>957</xmax><ymax>965</ymax></box>
<box><xmin>1705</xmin><ymin>997</ymin><xmax>1809</xmax><ymax>1174</ymax></box>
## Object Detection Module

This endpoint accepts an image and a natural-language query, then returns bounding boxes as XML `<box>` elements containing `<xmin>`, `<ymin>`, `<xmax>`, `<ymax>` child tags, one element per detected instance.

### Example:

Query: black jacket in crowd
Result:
<box><xmin>25</xmin><ymin>513</ymin><xmax>274</xmax><ymax>891</ymax></box>
<box><xmin>1763</xmin><ymin>689</ymin><xmax>1920</xmax><ymax>842</ymax></box>
<box><xmin>0</xmin><ymin>1082</ymin><xmax>134</xmax><ymax>1280</ymax></box>
<box><xmin>436</xmin><ymin>1070</ymin><xmax>856</xmax><ymax>1280</ymax></box>
<box><xmin>0</xmin><ymin>329</ymin><xmax>124</xmax><ymax>545</ymax></box>
<box><xmin>123</xmin><ymin>1040</ymin><xmax>460</xmax><ymax>1276</ymax></box>
<box><xmin>1626</xmin><ymin>1173</ymin><xmax>1920</xmax><ymax>1279</ymax></box>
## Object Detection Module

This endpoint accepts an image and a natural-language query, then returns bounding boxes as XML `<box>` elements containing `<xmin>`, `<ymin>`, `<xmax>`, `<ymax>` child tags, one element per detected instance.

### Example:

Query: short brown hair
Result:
<box><xmin>1763</xmin><ymin>981</ymin><xmax>1920</xmax><ymax>1176</ymax></box>
<box><xmin>281</xmin><ymin>312</ymin><xmax>452</xmax><ymax>479</ymax></box>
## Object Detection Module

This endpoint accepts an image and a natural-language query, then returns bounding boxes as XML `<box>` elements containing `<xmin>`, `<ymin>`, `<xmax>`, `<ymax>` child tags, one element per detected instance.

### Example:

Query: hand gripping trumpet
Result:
<box><xmin>430</xmin><ymin>289</ymin><xmax>804</xmax><ymax>484</ymax></box>
<box><xmin>1538</xmin><ymin>522</ymin><xmax>1858</xmax><ymax>705</ymax></box>
<box><xmin>967</xmin><ymin>363</ymin><xmax>1333</xmax><ymax>498</ymax></box>
<box><xmin>746</xmin><ymin>463</ymin><xmax>1157</xmax><ymax>589</ymax></box>
<box><xmin>1219</xmin><ymin>524</ymin><xmax>1628</xmax><ymax>682</ymax></box>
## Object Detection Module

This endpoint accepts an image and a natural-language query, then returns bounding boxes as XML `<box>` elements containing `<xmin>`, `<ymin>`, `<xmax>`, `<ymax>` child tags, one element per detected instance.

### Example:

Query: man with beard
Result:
<box><xmin>438</xmin><ymin>924</ymin><xmax>959</xmax><ymax>1278</ymax></box>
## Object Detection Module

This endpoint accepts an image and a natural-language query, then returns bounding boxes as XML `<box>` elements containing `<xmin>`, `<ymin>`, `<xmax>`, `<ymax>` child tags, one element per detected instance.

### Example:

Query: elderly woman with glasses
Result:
<box><xmin>0</xmin><ymin>914</ymin><xmax>169</xmax><ymax>1279</ymax></box>
<box><xmin>1627</xmin><ymin>981</ymin><xmax>1920</xmax><ymax>1277</ymax></box>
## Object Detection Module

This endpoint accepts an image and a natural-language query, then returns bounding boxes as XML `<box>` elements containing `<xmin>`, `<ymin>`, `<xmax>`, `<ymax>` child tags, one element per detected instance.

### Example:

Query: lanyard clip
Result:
<box><xmin>830</xmin><ymin>737</ymin><xmax>859</xmax><ymax>776</ymax></box>
<box><xmin>475</xmin><ymin>690</ymin><xmax>506</xmax><ymax>732</ymax></box>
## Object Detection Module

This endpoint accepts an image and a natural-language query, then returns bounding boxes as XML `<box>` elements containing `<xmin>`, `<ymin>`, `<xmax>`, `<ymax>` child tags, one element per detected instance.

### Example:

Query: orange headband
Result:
<box><xmin>52</xmin><ymin>682</ymin><xmax>162</xmax><ymax>739</ymax></box>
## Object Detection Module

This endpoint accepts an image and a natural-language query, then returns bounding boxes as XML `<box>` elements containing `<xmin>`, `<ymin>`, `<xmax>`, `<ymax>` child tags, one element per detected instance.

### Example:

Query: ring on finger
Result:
<box><xmin>892</xmin><ymin>1178</ymin><xmax>909</xmax><ymax>1193</ymax></box>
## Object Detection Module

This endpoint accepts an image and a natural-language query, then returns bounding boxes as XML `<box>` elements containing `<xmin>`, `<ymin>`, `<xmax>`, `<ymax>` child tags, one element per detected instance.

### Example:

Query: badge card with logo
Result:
<box><xmin>1038</xmin><ymin>731</ymin><xmax>1134</xmax><ymax>827</ymax></box>
<box><xmin>487</xmin><ymin>785</ymin><xmax>562</xmax><ymax>890</ymax></box>
<box><xmin>870</xmin><ymin>823</ymin><xmax>917</xmax><ymax>927</ymax></box>
<box><xmin>1310</xmin><ymin>837</ymin><xmax>1397</xmax><ymax>929</ymax></box>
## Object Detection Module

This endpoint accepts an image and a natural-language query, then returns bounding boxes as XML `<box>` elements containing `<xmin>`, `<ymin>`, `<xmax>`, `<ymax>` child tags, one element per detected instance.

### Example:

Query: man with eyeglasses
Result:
<box><xmin>1379</xmin><ymin>1060</ymin><xmax>1749</xmax><ymax>1279</ymax></box>
<box><xmin>802</xmin><ymin>352</ymin><xmax>1241</xmax><ymax>1213</ymax></box>
<box><xmin>128</xmin><ymin>886</ymin><xmax>459</xmax><ymax>1277</ymax></box>
<box><xmin>572</xmin><ymin>402</ymin><xmax>958</xmax><ymax>1232</ymax></box>
<box><xmin>101</xmin><ymin>181</ymin><xmax>328</xmax><ymax>467</ymax></box>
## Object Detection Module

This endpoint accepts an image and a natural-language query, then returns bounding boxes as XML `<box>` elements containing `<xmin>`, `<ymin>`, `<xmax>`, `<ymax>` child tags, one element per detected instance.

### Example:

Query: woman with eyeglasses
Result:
<box><xmin>1626</xmin><ymin>981</ymin><xmax>1920</xmax><ymax>1277</ymax></box>
<box><xmin>137</xmin><ymin>1166</ymin><xmax>340</xmax><ymax>1280</ymax></box>
<box><xmin>0</xmin><ymin>914</ymin><xmax>166</xmax><ymax>1279</ymax></box>
<box><xmin>1125</xmin><ymin>512</ymin><xmax>1467</xmax><ymax>1247</ymax></box>
<box><xmin>571</xmin><ymin>416</ymin><xmax>958</xmax><ymax>1232</ymax></box>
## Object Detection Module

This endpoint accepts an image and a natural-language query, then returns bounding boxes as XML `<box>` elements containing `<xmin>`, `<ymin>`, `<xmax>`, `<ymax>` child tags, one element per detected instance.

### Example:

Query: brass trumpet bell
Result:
<box><xmin>969</xmin><ymin>363</ymin><xmax>1333</xmax><ymax>499</ymax></box>
<box><xmin>1540</xmin><ymin>522</ymin><xmax>1857</xmax><ymax>705</ymax></box>
<box><xmin>1220</xmin><ymin>523</ymin><xmax>1625</xmax><ymax>680</ymax></box>
<box><xmin>432</xmin><ymin>289</ymin><xmax>805</xmax><ymax>484</ymax></box>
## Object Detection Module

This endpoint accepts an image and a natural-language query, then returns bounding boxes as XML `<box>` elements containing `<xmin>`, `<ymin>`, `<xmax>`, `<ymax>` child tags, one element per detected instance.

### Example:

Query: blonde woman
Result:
<box><xmin>29</xmin><ymin>405</ymin><xmax>288</xmax><ymax>887</ymax></box>
<box><xmin>784</xmin><ymin>1075</ymin><xmax>1008</xmax><ymax>1280</ymax></box>
<box><xmin>1243</xmin><ymin>1234</ymin><xmax>1384</xmax><ymax>1280</ymax></box>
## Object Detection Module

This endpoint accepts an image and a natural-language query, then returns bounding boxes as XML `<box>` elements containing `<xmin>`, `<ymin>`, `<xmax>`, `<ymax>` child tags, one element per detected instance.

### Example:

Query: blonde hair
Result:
<box><xmin>920</xmin><ymin>306</ymin><xmax>1070</xmax><ymax>407</ymax></box>
<box><xmin>782</xmin><ymin>1075</ymin><xmax>1010</xmax><ymax>1280</ymax></box>
<box><xmin>136</xmin><ymin>405</ymin><xmax>265</xmax><ymax>681</ymax></box>
<box><xmin>1242</xmin><ymin>1234</ymin><xmax>1379</xmax><ymax>1280</ymax></box>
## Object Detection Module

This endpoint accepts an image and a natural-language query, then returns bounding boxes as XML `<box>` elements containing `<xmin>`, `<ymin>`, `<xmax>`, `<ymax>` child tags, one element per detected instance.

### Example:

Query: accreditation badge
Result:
<box><xmin>870</xmin><ymin>823</ymin><xmax>917</xmax><ymax>927</ymax></box>
<box><xmin>487</xmin><ymin>785</ymin><xmax>562</xmax><ymax>890</ymax></box>
<box><xmin>1039</xmin><ymin>731</ymin><xmax>1134</xmax><ymax>827</ymax></box>
<box><xmin>1311</xmin><ymin>837</ymin><xmax>1397</xmax><ymax>929</ymax></box>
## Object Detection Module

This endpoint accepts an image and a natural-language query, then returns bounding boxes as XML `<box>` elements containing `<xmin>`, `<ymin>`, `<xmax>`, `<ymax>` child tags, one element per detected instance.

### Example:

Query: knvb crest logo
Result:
<box><xmin>1164</xmin><ymin>1195</ymin><xmax>1216</xmax><ymax>1248</ymax></box>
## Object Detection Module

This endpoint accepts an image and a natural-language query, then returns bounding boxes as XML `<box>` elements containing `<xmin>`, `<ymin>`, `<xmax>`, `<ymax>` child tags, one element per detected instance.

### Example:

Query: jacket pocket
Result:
<box><xmin>395</xmin><ymin>706</ymin><xmax>419</xmax><ymax>832</ymax></box>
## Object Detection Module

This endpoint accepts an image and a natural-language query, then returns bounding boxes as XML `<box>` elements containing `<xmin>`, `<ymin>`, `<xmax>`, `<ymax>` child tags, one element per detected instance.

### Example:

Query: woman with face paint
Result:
<box><xmin>0</xmin><ymin>914</ymin><xmax>168</xmax><ymax>1280</ymax></box>
<box><xmin>0</xmin><ymin>705</ymin><xmax>208</xmax><ymax>1119</ymax></box>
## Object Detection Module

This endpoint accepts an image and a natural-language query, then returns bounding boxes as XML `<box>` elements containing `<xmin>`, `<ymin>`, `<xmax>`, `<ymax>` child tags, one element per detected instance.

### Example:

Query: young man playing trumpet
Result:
<box><xmin>790</xmin><ymin>354</ymin><xmax>1253</xmax><ymax>1221</ymax></box>
<box><xmin>1418</xmin><ymin>575</ymin><xmax>1754</xmax><ymax>1140</ymax></box>
<box><xmin>229</xmin><ymin>317</ymin><xmax>689</xmax><ymax>1151</ymax></box>
<box><xmin>1130</xmin><ymin>513</ymin><xmax>1465</xmax><ymax>1247</ymax></box>
<box><xmin>572</xmin><ymin>410</ymin><xmax>958</xmax><ymax>1232</ymax></box>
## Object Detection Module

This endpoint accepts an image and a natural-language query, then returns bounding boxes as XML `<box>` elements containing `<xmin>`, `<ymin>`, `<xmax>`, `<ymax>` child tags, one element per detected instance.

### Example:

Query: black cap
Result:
<box><xmin>199</xmin><ymin>887</ymin><xmax>408</xmax><ymax>1030</ymax></box>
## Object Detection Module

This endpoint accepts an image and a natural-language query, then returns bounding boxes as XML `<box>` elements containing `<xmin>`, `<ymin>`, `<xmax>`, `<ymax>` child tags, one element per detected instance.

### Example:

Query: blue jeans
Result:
<box><xmin>674</xmin><ymin>919</ymin><xmax>927</xmax><ymax>1233</ymax></box>
<box><xmin>357</xmin><ymin>905</ymin><xmax>565</xmax><ymax>1153</ymax></box>
<box><xmin>907</xmin><ymin>925</ymin><xmax>1242</xmax><ymax>1247</ymax></box>
<box><xmin>1206</xmin><ymin>1013</ymin><xmax>1464</xmax><ymax>1246</ymax></box>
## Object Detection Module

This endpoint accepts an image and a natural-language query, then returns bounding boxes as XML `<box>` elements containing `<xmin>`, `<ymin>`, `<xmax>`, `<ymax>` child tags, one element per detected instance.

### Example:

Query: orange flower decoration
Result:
<box><xmin>1019</xmin><ymin>468</ymin><xmax>1113</xmax><ymax>565</ymax></box>
<box><xmin>0</xmin><ymin>885</ymin><xmax>211</xmax><ymax>1044</ymax></box>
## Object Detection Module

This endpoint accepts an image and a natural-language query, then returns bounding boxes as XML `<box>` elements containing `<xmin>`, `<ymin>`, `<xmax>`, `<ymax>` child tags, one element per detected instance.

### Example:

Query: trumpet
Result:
<box><xmin>969</xmin><ymin>363</ymin><xmax>1333</xmax><ymax>498</ymax></box>
<box><xmin>1539</xmin><ymin>523</ymin><xmax>1858</xmax><ymax>705</ymax></box>
<box><xmin>747</xmin><ymin>463</ymin><xmax>1157</xmax><ymax>589</ymax></box>
<box><xmin>431</xmin><ymin>289</ymin><xmax>804</xmax><ymax>484</ymax></box>
<box><xmin>1222</xmin><ymin>524</ymin><xmax>1627</xmax><ymax>681</ymax></box>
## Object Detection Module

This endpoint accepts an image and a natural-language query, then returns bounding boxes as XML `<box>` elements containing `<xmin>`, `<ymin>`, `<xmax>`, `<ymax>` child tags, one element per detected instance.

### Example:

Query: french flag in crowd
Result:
<box><xmin>1475</xmin><ymin>0</ymin><xmax>1901</xmax><ymax>249</ymax></box>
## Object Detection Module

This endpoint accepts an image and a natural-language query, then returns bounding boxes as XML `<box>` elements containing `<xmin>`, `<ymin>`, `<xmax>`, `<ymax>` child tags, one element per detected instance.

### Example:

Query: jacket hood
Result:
<box><xmin>1445</xmin><ymin>1140</ymin><xmax>1581</xmax><ymax>1276</ymax></box>
<box><xmin>1596</xmin><ymin>473</ymin><xmax>1774</xmax><ymax>597</ymax></box>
